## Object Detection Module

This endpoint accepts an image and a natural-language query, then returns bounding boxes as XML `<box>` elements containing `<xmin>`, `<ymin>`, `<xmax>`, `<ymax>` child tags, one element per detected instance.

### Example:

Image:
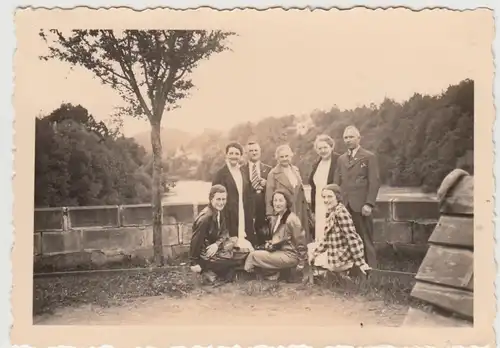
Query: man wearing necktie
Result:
<box><xmin>242</xmin><ymin>141</ymin><xmax>272</xmax><ymax>248</ymax></box>
<box><xmin>333</xmin><ymin>125</ymin><xmax>380</xmax><ymax>269</ymax></box>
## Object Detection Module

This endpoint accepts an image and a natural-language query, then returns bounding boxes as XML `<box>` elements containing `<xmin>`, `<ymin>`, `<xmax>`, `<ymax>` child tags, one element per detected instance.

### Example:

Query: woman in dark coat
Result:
<box><xmin>189</xmin><ymin>184</ymin><xmax>248</xmax><ymax>285</ymax></box>
<box><xmin>212</xmin><ymin>142</ymin><xmax>254</xmax><ymax>251</ymax></box>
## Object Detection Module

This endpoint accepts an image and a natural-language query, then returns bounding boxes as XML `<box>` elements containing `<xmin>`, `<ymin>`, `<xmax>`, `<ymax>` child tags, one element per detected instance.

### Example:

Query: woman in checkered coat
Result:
<box><xmin>309</xmin><ymin>184</ymin><xmax>371</xmax><ymax>275</ymax></box>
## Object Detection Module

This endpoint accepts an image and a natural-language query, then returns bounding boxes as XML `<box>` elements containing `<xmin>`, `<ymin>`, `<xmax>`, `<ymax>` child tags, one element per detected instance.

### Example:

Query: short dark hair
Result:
<box><xmin>271</xmin><ymin>189</ymin><xmax>293</xmax><ymax>211</ymax></box>
<box><xmin>209</xmin><ymin>184</ymin><xmax>227</xmax><ymax>201</ymax></box>
<box><xmin>225</xmin><ymin>142</ymin><xmax>243</xmax><ymax>155</ymax></box>
<box><xmin>271</xmin><ymin>189</ymin><xmax>294</xmax><ymax>226</ymax></box>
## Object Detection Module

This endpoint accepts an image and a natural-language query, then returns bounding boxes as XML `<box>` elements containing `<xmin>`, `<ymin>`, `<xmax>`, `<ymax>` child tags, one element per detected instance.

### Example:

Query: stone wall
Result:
<box><xmin>33</xmin><ymin>195</ymin><xmax>439</xmax><ymax>272</ymax></box>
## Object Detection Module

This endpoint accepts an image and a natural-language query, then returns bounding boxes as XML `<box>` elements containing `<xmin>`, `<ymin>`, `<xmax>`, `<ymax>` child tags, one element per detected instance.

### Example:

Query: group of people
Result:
<box><xmin>189</xmin><ymin>125</ymin><xmax>381</xmax><ymax>286</ymax></box>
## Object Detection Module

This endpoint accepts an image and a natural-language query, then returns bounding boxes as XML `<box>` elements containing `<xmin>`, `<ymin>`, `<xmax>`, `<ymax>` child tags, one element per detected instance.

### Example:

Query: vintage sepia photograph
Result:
<box><xmin>12</xmin><ymin>6</ymin><xmax>495</xmax><ymax>347</ymax></box>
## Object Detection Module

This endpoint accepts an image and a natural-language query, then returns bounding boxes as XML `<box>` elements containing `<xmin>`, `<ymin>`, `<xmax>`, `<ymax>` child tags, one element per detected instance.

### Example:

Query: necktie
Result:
<box><xmin>251</xmin><ymin>163</ymin><xmax>261</xmax><ymax>192</ymax></box>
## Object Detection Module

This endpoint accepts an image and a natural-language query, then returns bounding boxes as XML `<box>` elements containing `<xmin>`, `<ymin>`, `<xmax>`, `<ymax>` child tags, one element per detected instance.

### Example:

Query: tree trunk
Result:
<box><xmin>150</xmin><ymin>121</ymin><xmax>164</xmax><ymax>266</ymax></box>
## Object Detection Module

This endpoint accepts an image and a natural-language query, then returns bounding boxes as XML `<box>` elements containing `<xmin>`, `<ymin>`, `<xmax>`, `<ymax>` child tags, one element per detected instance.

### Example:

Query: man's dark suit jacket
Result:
<box><xmin>308</xmin><ymin>152</ymin><xmax>340</xmax><ymax>214</ymax></box>
<box><xmin>241</xmin><ymin>161</ymin><xmax>272</xmax><ymax>230</ymax></box>
<box><xmin>333</xmin><ymin>147</ymin><xmax>380</xmax><ymax>212</ymax></box>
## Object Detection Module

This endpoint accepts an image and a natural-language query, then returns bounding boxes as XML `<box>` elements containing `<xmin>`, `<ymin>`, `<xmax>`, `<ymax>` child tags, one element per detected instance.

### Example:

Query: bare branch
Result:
<box><xmin>105</xmin><ymin>31</ymin><xmax>153</xmax><ymax>120</ymax></box>
<box><xmin>39</xmin><ymin>29</ymin><xmax>236</xmax><ymax>122</ymax></box>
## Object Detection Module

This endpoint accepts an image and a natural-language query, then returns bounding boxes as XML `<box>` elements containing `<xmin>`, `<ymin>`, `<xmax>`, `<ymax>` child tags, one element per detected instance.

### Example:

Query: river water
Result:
<box><xmin>162</xmin><ymin>180</ymin><xmax>435</xmax><ymax>204</ymax></box>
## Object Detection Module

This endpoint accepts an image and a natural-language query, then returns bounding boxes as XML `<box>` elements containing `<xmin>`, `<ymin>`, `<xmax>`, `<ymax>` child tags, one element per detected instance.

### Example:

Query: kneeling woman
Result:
<box><xmin>189</xmin><ymin>184</ymin><xmax>248</xmax><ymax>285</ymax></box>
<box><xmin>244</xmin><ymin>190</ymin><xmax>308</xmax><ymax>280</ymax></box>
<box><xmin>309</xmin><ymin>184</ymin><xmax>371</xmax><ymax>276</ymax></box>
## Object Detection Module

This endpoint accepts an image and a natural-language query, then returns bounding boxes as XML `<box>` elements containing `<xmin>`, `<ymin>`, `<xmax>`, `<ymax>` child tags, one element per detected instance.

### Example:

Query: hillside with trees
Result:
<box><xmin>34</xmin><ymin>103</ymin><xmax>171</xmax><ymax>207</ymax></box>
<box><xmin>191</xmin><ymin>79</ymin><xmax>474</xmax><ymax>192</ymax></box>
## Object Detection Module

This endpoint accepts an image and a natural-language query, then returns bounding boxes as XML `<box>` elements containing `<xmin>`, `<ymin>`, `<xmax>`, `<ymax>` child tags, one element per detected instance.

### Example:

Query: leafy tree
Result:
<box><xmin>35</xmin><ymin>104</ymin><xmax>155</xmax><ymax>207</ymax></box>
<box><xmin>44</xmin><ymin>103</ymin><xmax>110</xmax><ymax>140</ymax></box>
<box><xmin>39</xmin><ymin>29</ymin><xmax>235</xmax><ymax>265</ymax></box>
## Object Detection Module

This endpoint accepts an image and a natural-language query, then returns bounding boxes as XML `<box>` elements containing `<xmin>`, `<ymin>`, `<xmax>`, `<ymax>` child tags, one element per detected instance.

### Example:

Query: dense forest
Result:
<box><xmin>191</xmin><ymin>79</ymin><xmax>474</xmax><ymax>193</ymax></box>
<box><xmin>34</xmin><ymin>104</ymin><xmax>170</xmax><ymax>207</ymax></box>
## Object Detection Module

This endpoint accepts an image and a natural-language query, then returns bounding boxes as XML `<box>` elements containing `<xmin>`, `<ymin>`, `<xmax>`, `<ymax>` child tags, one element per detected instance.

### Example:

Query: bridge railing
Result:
<box><xmin>33</xmin><ymin>195</ymin><xmax>440</xmax><ymax>272</ymax></box>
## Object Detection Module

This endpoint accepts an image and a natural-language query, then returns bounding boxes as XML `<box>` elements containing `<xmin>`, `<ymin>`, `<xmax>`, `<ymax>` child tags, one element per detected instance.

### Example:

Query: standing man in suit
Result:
<box><xmin>334</xmin><ymin>125</ymin><xmax>380</xmax><ymax>268</ymax></box>
<box><xmin>241</xmin><ymin>141</ymin><xmax>272</xmax><ymax>248</ymax></box>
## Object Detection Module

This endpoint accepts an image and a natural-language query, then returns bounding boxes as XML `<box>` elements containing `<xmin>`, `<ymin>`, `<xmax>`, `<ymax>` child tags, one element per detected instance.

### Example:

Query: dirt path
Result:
<box><xmin>34</xmin><ymin>282</ymin><xmax>409</xmax><ymax>326</ymax></box>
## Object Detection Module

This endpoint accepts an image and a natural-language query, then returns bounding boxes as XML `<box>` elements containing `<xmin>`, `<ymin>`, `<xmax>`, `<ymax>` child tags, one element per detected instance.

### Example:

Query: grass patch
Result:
<box><xmin>33</xmin><ymin>267</ymin><xmax>198</xmax><ymax>316</ymax></box>
<box><xmin>34</xmin><ymin>242</ymin><xmax>427</xmax><ymax>317</ymax></box>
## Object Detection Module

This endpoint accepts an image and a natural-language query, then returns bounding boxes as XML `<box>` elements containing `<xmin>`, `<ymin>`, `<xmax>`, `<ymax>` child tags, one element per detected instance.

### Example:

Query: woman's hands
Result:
<box><xmin>359</xmin><ymin>264</ymin><xmax>372</xmax><ymax>275</ymax></box>
<box><xmin>205</xmin><ymin>243</ymin><xmax>219</xmax><ymax>258</ymax></box>
<box><xmin>264</xmin><ymin>241</ymin><xmax>274</xmax><ymax>252</ymax></box>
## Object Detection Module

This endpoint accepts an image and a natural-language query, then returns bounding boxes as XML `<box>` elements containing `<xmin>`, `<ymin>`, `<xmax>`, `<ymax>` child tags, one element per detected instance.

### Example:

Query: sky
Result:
<box><xmin>19</xmin><ymin>9</ymin><xmax>486</xmax><ymax>137</ymax></box>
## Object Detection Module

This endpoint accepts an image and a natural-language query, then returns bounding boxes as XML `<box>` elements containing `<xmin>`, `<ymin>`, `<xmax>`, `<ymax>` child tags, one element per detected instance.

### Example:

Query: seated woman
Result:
<box><xmin>189</xmin><ymin>184</ymin><xmax>248</xmax><ymax>286</ymax></box>
<box><xmin>244</xmin><ymin>189</ymin><xmax>308</xmax><ymax>280</ymax></box>
<box><xmin>309</xmin><ymin>184</ymin><xmax>371</xmax><ymax>277</ymax></box>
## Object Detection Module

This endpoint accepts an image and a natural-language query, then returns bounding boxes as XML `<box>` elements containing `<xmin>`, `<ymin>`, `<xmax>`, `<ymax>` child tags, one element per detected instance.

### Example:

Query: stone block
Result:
<box><xmin>412</xmin><ymin>221</ymin><xmax>437</xmax><ymax>244</ymax></box>
<box><xmin>130</xmin><ymin>247</ymin><xmax>154</xmax><ymax>260</ymax></box>
<box><xmin>81</xmin><ymin>227</ymin><xmax>150</xmax><ymax>251</ymax></box>
<box><xmin>392</xmin><ymin>198</ymin><xmax>440</xmax><ymax>222</ymax></box>
<box><xmin>373</xmin><ymin>220</ymin><xmax>412</xmax><ymax>244</ymax></box>
<box><xmin>163</xmin><ymin>204</ymin><xmax>196</xmax><ymax>224</ymax></box>
<box><xmin>89</xmin><ymin>249</ymin><xmax>130</xmax><ymax>267</ymax></box>
<box><xmin>121</xmin><ymin>205</ymin><xmax>153</xmax><ymax>226</ymax></box>
<box><xmin>68</xmin><ymin>206</ymin><xmax>119</xmax><ymax>228</ymax></box>
<box><xmin>372</xmin><ymin>200</ymin><xmax>391</xmax><ymax>220</ymax></box>
<box><xmin>179</xmin><ymin>223</ymin><xmax>194</xmax><ymax>244</ymax></box>
<box><xmin>41</xmin><ymin>231</ymin><xmax>81</xmax><ymax>254</ymax></box>
<box><xmin>162</xmin><ymin>225</ymin><xmax>180</xmax><ymax>246</ymax></box>
<box><xmin>171</xmin><ymin>244</ymin><xmax>190</xmax><ymax>260</ymax></box>
<box><xmin>163</xmin><ymin>244</ymin><xmax>190</xmax><ymax>260</ymax></box>
<box><xmin>34</xmin><ymin>233</ymin><xmax>41</xmax><ymax>255</ymax></box>
<box><xmin>34</xmin><ymin>251</ymin><xmax>93</xmax><ymax>272</ymax></box>
<box><xmin>34</xmin><ymin>208</ymin><xmax>64</xmax><ymax>231</ymax></box>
